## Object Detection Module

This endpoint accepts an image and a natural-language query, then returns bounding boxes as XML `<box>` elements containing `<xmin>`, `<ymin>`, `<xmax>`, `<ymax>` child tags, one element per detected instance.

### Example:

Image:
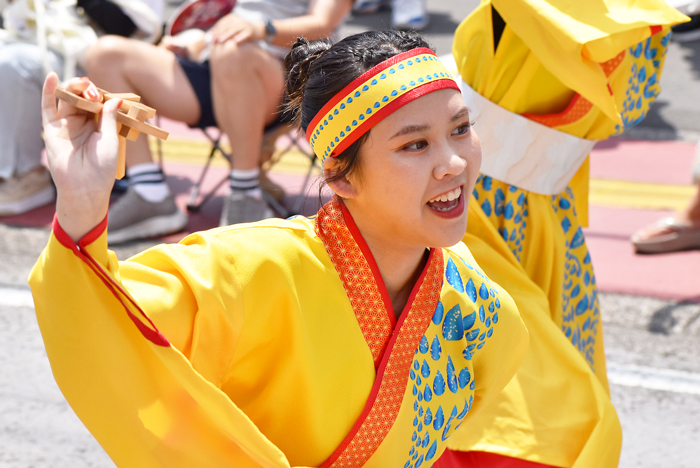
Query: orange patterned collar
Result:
<box><xmin>315</xmin><ymin>197</ymin><xmax>445</xmax><ymax>468</ymax></box>
<box><xmin>314</xmin><ymin>197</ymin><xmax>443</xmax><ymax>367</ymax></box>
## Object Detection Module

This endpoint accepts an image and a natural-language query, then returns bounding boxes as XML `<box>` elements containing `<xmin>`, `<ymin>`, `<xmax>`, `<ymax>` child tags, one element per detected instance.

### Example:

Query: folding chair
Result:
<box><xmin>155</xmin><ymin>0</ymin><xmax>321</xmax><ymax>217</ymax></box>
<box><xmin>183</xmin><ymin>119</ymin><xmax>320</xmax><ymax>217</ymax></box>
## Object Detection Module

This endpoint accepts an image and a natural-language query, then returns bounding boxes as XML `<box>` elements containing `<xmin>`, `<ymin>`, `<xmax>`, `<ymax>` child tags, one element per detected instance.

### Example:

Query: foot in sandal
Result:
<box><xmin>631</xmin><ymin>216</ymin><xmax>700</xmax><ymax>254</ymax></box>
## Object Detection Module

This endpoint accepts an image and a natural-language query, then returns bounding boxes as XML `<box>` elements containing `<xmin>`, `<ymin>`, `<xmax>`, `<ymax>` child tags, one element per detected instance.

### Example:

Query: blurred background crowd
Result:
<box><xmin>1</xmin><ymin>0</ymin><xmax>698</xmax><ymax>254</ymax></box>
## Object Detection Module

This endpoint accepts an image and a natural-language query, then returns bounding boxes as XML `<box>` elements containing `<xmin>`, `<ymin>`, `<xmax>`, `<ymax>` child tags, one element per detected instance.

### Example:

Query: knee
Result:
<box><xmin>210</xmin><ymin>43</ymin><xmax>262</xmax><ymax>81</ymax></box>
<box><xmin>85</xmin><ymin>35</ymin><xmax>133</xmax><ymax>76</ymax></box>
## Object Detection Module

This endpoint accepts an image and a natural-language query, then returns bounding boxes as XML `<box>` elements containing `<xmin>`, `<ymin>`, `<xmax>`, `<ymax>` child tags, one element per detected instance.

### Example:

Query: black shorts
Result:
<box><xmin>175</xmin><ymin>55</ymin><xmax>218</xmax><ymax>129</ymax></box>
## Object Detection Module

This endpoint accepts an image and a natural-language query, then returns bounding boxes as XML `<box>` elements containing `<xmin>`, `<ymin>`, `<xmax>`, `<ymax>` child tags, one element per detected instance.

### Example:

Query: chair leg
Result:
<box><xmin>186</xmin><ymin>127</ymin><xmax>320</xmax><ymax>218</ymax></box>
<box><xmin>260</xmin><ymin>130</ymin><xmax>322</xmax><ymax>217</ymax></box>
<box><xmin>262</xmin><ymin>190</ymin><xmax>291</xmax><ymax>218</ymax></box>
<box><xmin>186</xmin><ymin>130</ymin><xmax>230</xmax><ymax>212</ymax></box>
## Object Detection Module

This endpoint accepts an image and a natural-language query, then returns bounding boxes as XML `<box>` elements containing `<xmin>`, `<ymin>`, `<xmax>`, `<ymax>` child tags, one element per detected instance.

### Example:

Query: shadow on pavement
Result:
<box><xmin>648</xmin><ymin>295</ymin><xmax>700</xmax><ymax>335</ymax></box>
<box><xmin>678</xmin><ymin>39</ymin><xmax>700</xmax><ymax>80</ymax></box>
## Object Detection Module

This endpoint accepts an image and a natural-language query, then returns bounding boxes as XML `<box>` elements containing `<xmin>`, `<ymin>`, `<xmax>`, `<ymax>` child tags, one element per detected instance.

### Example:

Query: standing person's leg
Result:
<box><xmin>85</xmin><ymin>36</ymin><xmax>202</xmax><ymax>242</ymax></box>
<box><xmin>0</xmin><ymin>43</ymin><xmax>62</xmax><ymax>215</ymax></box>
<box><xmin>209</xmin><ymin>42</ymin><xmax>285</xmax><ymax>225</ymax></box>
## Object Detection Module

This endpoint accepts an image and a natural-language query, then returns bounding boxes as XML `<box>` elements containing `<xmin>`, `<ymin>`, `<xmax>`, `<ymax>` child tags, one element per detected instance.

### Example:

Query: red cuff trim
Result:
<box><xmin>51</xmin><ymin>212</ymin><xmax>170</xmax><ymax>348</ymax></box>
<box><xmin>52</xmin><ymin>213</ymin><xmax>108</xmax><ymax>252</ymax></box>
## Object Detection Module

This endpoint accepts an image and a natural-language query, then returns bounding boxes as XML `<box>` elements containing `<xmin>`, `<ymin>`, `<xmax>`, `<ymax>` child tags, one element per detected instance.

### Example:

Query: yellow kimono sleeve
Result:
<box><xmin>28</xmin><ymin>217</ymin><xmax>291</xmax><ymax>468</ymax></box>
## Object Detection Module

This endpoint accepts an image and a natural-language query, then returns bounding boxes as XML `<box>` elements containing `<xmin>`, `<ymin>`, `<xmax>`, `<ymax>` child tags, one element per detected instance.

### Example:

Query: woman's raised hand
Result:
<box><xmin>41</xmin><ymin>72</ymin><xmax>121</xmax><ymax>242</ymax></box>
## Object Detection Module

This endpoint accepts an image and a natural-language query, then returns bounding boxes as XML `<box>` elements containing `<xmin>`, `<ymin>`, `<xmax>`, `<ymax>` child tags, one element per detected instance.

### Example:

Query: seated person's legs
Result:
<box><xmin>209</xmin><ymin>41</ymin><xmax>285</xmax><ymax>226</ymax></box>
<box><xmin>0</xmin><ymin>43</ymin><xmax>62</xmax><ymax>215</ymax></box>
<box><xmin>86</xmin><ymin>35</ymin><xmax>285</xmax><ymax>243</ymax></box>
<box><xmin>85</xmin><ymin>35</ymin><xmax>202</xmax><ymax>243</ymax></box>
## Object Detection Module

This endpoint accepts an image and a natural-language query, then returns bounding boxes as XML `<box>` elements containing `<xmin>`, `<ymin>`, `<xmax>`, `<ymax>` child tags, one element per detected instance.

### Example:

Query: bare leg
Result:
<box><xmin>85</xmin><ymin>36</ymin><xmax>201</xmax><ymax>168</ymax></box>
<box><xmin>209</xmin><ymin>42</ymin><xmax>285</xmax><ymax>170</ymax></box>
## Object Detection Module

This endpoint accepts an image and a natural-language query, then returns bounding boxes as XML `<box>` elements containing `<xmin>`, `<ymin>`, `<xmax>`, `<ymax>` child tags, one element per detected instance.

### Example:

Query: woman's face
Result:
<box><xmin>334</xmin><ymin>88</ymin><xmax>481</xmax><ymax>250</ymax></box>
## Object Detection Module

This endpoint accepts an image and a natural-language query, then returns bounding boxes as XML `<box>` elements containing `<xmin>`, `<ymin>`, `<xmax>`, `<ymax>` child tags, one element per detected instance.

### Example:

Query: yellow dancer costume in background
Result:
<box><xmin>439</xmin><ymin>1</ymin><xmax>688</xmax><ymax>467</ymax></box>
<box><xmin>29</xmin><ymin>41</ymin><xmax>528</xmax><ymax>468</ymax></box>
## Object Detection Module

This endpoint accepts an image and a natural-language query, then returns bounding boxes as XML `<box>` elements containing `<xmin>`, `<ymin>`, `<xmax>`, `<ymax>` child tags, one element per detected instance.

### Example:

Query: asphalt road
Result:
<box><xmin>2</xmin><ymin>1</ymin><xmax>700</xmax><ymax>467</ymax></box>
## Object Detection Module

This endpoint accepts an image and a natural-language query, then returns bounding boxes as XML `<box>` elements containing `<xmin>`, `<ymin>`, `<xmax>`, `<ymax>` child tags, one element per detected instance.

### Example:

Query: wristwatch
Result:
<box><xmin>264</xmin><ymin>18</ymin><xmax>277</xmax><ymax>43</ymax></box>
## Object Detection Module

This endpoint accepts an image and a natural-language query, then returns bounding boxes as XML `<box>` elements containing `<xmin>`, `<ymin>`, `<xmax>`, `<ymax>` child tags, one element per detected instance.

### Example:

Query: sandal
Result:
<box><xmin>631</xmin><ymin>217</ymin><xmax>700</xmax><ymax>254</ymax></box>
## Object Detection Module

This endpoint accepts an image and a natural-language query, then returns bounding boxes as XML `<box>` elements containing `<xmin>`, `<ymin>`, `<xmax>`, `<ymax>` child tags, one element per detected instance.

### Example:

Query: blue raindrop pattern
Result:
<box><xmin>614</xmin><ymin>32</ymin><xmax>670</xmax><ymax>135</ymax></box>
<box><xmin>553</xmin><ymin>189</ymin><xmax>599</xmax><ymax>368</ymax></box>
<box><xmin>472</xmin><ymin>175</ymin><xmax>600</xmax><ymax>370</ymax></box>
<box><xmin>474</xmin><ymin>176</ymin><xmax>529</xmax><ymax>262</ymax></box>
<box><xmin>403</xmin><ymin>252</ymin><xmax>500</xmax><ymax>467</ymax></box>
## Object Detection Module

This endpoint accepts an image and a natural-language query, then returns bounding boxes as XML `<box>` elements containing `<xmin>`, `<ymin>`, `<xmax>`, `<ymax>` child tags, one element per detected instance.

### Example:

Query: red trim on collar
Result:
<box><xmin>320</xmin><ymin>243</ymin><xmax>444</xmax><ymax>468</ymax></box>
<box><xmin>339</xmin><ymin>200</ymin><xmax>396</xmax><ymax>329</ymax></box>
<box><xmin>315</xmin><ymin>198</ymin><xmax>395</xmax><ymax>366</ymax></box>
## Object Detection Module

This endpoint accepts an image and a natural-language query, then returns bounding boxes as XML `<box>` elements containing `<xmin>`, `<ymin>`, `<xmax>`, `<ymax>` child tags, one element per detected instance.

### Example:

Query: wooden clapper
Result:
<box><xmin>54</xmin><ymin>87</ymin><xmax>169</xmax><ymax>179</ymax></box>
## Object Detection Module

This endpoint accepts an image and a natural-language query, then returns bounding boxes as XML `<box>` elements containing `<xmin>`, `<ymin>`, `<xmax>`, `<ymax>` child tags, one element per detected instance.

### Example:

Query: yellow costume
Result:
<box><xmin>443</xmin><ymin>1</ymin><xmax>688</xmax><ymax>467</ymax></box>
<box><xmin>29</xmin><ymin>197</ymin><xmax>527</xmax><ymax>467</ymax></box>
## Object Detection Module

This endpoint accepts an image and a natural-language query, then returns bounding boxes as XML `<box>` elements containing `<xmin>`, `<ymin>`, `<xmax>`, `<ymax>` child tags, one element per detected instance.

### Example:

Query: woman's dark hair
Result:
<box><xmin>284</xmin><ymin>30</ymin><xmax>433</xmax><ymax>191</ymax></box>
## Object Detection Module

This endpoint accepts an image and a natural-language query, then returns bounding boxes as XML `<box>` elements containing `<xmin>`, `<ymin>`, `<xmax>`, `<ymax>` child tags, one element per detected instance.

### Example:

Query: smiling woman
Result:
<box><xmin>29</xmin><ymin>29</ymin><xmax>527</xmax><ymax>467</ymax></box>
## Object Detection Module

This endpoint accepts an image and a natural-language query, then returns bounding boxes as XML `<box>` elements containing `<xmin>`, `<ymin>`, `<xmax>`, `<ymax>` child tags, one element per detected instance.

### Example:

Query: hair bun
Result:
<box><xmin>284</xmin><ymin>37</ymin><xmax>332</xmax><ymax>124</ymax></box>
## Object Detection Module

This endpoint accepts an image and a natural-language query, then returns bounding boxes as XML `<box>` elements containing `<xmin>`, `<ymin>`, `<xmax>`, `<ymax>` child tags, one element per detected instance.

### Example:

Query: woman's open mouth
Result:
<box><xmin>427</xmin><ymin>186</ymin><xmax>465</xmax><ymax>218</ymax></box>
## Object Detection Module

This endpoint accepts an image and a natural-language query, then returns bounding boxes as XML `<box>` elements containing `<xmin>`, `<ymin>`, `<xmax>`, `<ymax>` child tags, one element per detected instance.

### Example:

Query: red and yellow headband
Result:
<box><xmin>306</xmin><ymin>47</ymin><xmax>460</xmax><ymax>163</ymax></box>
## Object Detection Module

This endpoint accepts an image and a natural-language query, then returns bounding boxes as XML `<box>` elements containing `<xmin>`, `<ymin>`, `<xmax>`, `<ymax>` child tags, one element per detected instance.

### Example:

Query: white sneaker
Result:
<box><xmin>0</xmin><ymin>166</ymin><xmax>55</xmax><ymax>216</ymax></box>
<box><xmin>391</xmin><ymin>0</ymin><xmax>429</xmax><ymax>30</ymax></box>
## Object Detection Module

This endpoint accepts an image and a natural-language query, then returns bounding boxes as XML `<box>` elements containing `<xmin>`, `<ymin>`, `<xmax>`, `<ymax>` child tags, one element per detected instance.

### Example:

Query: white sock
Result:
<box><xmin>127</xmin><ymin>162</ymin><xmax>170</xmax><ymax>203</ymax></box>
<box><xmin>229</xmin><ymin>168</ymin><xmax>262</xmax><ymax>200</ymax></box>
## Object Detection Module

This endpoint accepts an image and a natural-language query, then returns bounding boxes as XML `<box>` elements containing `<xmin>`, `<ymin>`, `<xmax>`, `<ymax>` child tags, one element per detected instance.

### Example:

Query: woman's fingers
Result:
<box><xmin>41</xmin><ymin>72</ymin><xmax>60</xmax><ymax>126</ymax></box>
<box><xmin>213</xmin><ymin>27</ymin><xmax>236</xmax><ymax>44</ymax></box>
<box><xmin>211</xmin><ymin>14</ymin><xmax>245</xmax><ymax>44</ymax></box>
<box><xmin>56</xmin><ymin>76</ymin><xmax>92</xmax><ymax>118</ymax></box>
<box><xmin>43</xmin><ymin>74</ymin><xmax>101</xmax><ymax>125</ymax></box>
<box><xmin>83</xmin><ymin>82</ymin><xmax>101</xmax><ymax>102</ymax></box>
<box><xmin>232</xmin><ymin>28</ymin><xmax>253</xmax><ymax>45</ymax></box>
<box><xmin>98</xmin><ymin>97</ymin><xmax>121</xmax><ymax>153</ymax></box>
<box><xmin>64</xmin><ymin>76</ymin><xmax>91</xmax><ymax>95</ymax></box>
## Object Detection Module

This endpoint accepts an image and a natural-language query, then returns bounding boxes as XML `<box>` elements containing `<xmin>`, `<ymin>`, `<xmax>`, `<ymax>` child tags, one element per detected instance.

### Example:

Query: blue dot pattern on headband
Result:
<box><xmin>307</xmin><ymin>52</ymin><xmax>458</xmax><ymax>163</ymax></box>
